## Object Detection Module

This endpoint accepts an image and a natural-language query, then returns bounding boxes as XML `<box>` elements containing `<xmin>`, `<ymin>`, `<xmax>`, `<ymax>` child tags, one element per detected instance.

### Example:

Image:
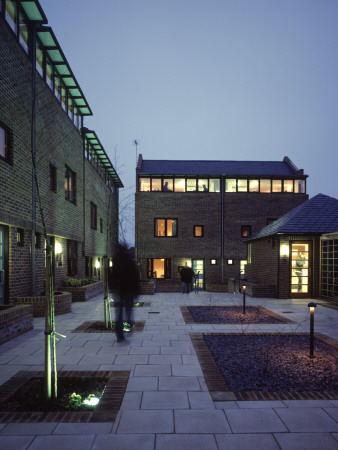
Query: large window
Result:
<box><xmin>90</xmin><ymin>202</ymin><xmax>97</xmax><ymax>230</ymax></box>
<box><xmin>139</xmin><ymin>177</ymin><xmax>151</xmax><ymax>191</ymax></box>
<box><xmin>65</xmin><ymin>166</ymin><xmax>76</xmax><ymax>203</ymax></box>
<box><xmin>155</xmin><ymin>219</ymin><xmax>177</xmax><ymax>237</ymax></box>
<box><xmin>225</xmin><ymin>179</ymin><xmax>236</xmax><ymax>192</ymax></box>
<box><xmin>174</xmin><ymin>178</ymin><xmax>185</xmax><ymax>192</ymax></box>
<box><xmin>147</xmin><ymin>258</ymin><xmax>171</xmax><ymax>279</ymax></box>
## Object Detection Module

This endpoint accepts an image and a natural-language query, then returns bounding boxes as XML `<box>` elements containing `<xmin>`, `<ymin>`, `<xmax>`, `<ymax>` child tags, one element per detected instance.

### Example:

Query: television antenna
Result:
<box><xmin>134</xmin><ymin>140</ymin><xmax>139</xmax><ymax>166</ymax></box>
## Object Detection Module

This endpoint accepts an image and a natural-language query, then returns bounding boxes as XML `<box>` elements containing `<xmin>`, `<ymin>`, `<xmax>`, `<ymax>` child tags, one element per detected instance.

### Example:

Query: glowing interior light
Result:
<box><xmin>83</xmin><ymin>396</ymin><xmax>99</xmax><ymax>406</ymax></box>
<box><xmin>55</xmin><ymin>242</ymin><xmax>62</xmax><ymax>254</ymax></box>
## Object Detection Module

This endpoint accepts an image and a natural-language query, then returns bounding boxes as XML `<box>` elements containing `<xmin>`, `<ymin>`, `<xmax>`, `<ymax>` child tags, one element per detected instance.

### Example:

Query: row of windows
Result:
<box><xmin>84</xmin><ymin>140</ymin><xmax>116</xmax><ymax>189</ymax></box>
<box><xmin>1</xmin><ymin>1</ymin><xmax>81</xmax><ymax>130</ymax></box>
<box><xmin>139</xmin><ymin>177</ymin><xmax>306</xmax><ymax>194</ymax></box>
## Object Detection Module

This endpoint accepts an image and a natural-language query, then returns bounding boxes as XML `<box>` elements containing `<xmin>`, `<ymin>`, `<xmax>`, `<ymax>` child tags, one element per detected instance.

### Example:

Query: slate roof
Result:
<box><xmin>246</xmin><ymin>194</ymin><xmax>338</xmax><ymax>241</ymax></box>
<box><xmin>139</xmin><ymin>159</ymin><xmax>304</xmax><ymax>177</ymax></box>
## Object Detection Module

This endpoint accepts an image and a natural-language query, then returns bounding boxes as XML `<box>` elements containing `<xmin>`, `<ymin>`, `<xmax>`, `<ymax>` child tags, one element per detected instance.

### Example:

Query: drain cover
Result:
<box><xmin>148</xmin><ymin>311</ymin><xmax>160</xmax><ymax>314</ymax></box>
<box><xmin>282</xmin><ymin>311</ymin><xmax>294</xmax><ymax>314</ymax></box>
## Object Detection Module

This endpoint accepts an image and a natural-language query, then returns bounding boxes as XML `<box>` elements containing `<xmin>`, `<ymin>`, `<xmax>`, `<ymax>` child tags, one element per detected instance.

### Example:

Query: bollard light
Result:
<box><xmin>242</xmin><ymin>284</ymin><xmax>247</xmax><ymax>314</ymax></box>
<box><xmin>308</xmin><ymin>302</ymin><xmax>317</xmax><ymax>358</ymax></box>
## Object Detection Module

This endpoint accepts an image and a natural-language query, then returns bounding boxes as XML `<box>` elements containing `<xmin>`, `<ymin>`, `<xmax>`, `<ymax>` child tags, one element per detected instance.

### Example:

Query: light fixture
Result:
<box><xmin>308</xmin><ymin>302</ymin><xmax>317</xmax><ymax>358</ymax></box>
<box><xmin>109</xmin><ymin>260</ymin><xmax>113</xmax><ymax>267</ymax></box>
<box><xmin>242</xmin><ymin>283</ymin><xmax>247</xmax><ymax>314</ymax></box>
<box><xmin>55</xmin><ymin>242</ymin><xmax>62</xmax><ymax>267</ymax></box>
<box><xmin>280</xmin><ymin>243</ymin><xmax>289</xmax><ymax>260</ymax></box>
<box><xmin>95</xmin><ymin>260</ymin><xmax>100</xmax><ymax>269</ymax></box>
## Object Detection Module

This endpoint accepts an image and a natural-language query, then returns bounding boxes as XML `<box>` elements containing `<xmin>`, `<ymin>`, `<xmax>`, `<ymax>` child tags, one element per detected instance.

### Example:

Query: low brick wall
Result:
<box><xmin>138</xmin><ymin>280</ymin><xmax>155</xmax><ymax>295</ymax></box>
<box><xmin>15</xmin><ymin>292</ymin><xmax>72</xmax><ymax>317</ymax></box>
<box><xmin>62</xmin><ymin>281</ymin><xmax>103</xmax><ymax>302</ymax></box>
<box><xmin>239</xmin><ymin>280</ymin><xmax>277</xmax><ymax>298</ymax></box>
<box><xmin>0</xmin><ymin>304</ymin><xmax>33</xmax><ymax>344</ymax></box>
<box><xmin>206</xmin><ymin>284</ymin><xmax>228</xmax><ymax>293</ymax></box>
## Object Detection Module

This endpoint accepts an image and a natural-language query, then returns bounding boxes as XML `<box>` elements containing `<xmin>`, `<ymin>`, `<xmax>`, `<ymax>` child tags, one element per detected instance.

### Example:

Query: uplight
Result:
<box><xmin>83</xmin><ymin>396</ymin><xmax>99</xmax><ymax>406</ymax></box>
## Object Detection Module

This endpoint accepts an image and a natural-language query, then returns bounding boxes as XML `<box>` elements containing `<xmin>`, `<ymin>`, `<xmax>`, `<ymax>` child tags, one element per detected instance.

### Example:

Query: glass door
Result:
<box><xmin>0</xmin><ymin>226</ymin><xmax>5</xmax><ymax>304</ymax></box>
<box><xmin>192</xmin><ymin>259</ymin><xmax>205</xmax><ymax>290</ymax></box>
<box><xmin>291</xmin><ymin>242</ymin><xmax>311</xmax><ymax>297</ymax></box>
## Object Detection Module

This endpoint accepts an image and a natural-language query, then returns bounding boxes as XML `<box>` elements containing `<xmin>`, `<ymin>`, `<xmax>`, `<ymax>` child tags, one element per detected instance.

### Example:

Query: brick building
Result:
<box><xmin>135</xmin><ymin>154</ymin><xmax>308</xmax><ymax>292</ymax></box>
<box><xmin>0</xmin><ymin>1</ymin><xmax>123</xmax><ymax>305</ymax></box>
<box><xmin>244</xmin><ymin>194</ymin><xmax>338</xmax><ymax>299</ymax></box>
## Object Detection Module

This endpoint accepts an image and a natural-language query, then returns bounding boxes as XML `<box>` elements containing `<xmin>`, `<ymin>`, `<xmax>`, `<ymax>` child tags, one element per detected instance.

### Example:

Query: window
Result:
<box><xmin>65</xmin><ymin>165</ymin><xmax>76</xmax><ymax>203</ymax></box>
<box><xmin>151</xmin><ymin>178</ymin><xmax>161</xmax><ymax>191</ymax></box>
<box><xmin>272</xmin><ymin>180</ymin><xmax>282</xmax><ymax>192</ymax></box>
<box><xmin>247</xmin><ymin>244</ymin><xmax>252</xmax><ymax>264</ymax></box>
<box><xmin>284</xmin><ymin>180</ymin><xmax>294</xmax><ymax>193</ymax></box>
<box><xmin>227</xmin><ymin>259</ymin><xmax>234</xmax><ymax>265</ymax></box>
<box><xmin>249</xmin><ymin>179</ymin><xmax>259</xmax><ymax>192</ymax></box>
<box><xmin>147</xmin><ymin>258</ymin><xmax>171</xmax><ymax>279</ymax></box>
<box><xmin>19</xmin><ymin>10</ymin><xmax>29</xmax><ymax>54</ymax></box>
<box><xmin>237</xmin><ymin>179</ymin><xmax>248</xmax><ymax>192</ymax></box>
<box><xmin>35</xmin><ymin>232</ymin><xmax>41</xmax><ymax>249</ymax></box>
<box><xmin>260</xmin><ymin>179</ymin><xmax>271</xmax><ymax>193</ymax></box>
<box><xmin>194</xmin><ymin>225</ymin><xmax>204</xmax><ymax>238</ymax></box>
<box><xmin>0</xmin><ymin>124</ymin><xmax>12</xmax><ymax>163</ymax></box>
<box><xmin>241</xmin><ymin>225</ymin><xmax>252</xmax><ymax>238</ymax></box>
<box><xmin>295</xmin><ymin>180</ymin><xmax>305</xmax><ymax>193</ymax></box>
<box><xmin>5</xmin><ymin>0</ymin><xmax>17</xmax><ymax>33</ymax></box>
<box><xmin>187</xmin><ymin>178</ymin><xmax>197</xmax><ymax>192</ymax></box>
<box><xmin>174</xmin><ymin>178</ymin><xmax>185</xmax><ymax>192</ymax></box>
<box><xmin>163</xmin><ymin>178</ymin><xmax>173</xmax><ymax>191</ymax></box>
<box><xmin>100</xmin><ymin>218</ymin><xmax>103</xmax><ymax>233</ymax></box>
<box><xmin>240</xmin><ymin>260</ymin><xmax>247</xmax><ymax>276</ymax></box>
<box><xmin>209</xmin><ymin>179</ymin><xmax>220</xmax><ymax>192</ymax></box>
<box><xmin>49</xmin><ymin>164</ymin><xmax>57</xmax><ymax>192</ymax></box>
<box><xmin>225</xmin><ymin>178</ymin><xmax>236</xmax><ymax>192</ymax></box>
<box><xmin>139</xmin><ymin>177</ymin><xmax>150</xmax><ymax>191</ymax></box>
<box><xmin>17</xmin><ymin>228</ymin><xmax>24</xmax><ymax>246</ymax></box>
<box><xmin>67</xmin><ymin>240</ymin><xmax>77</xmax><ymax>277</ymax></box>
<box><xmin>155</xmin><ymin>219</ymin><xmax>177</xmax><ymax>237</ymax></box>
<box><xmin>198</xmin><ymin>179</ymin><xmax>208</xmax><ymax>192</ymax></box>
<box><xmin>90</xmin><ymin>202</ymin><xmax>97</xmax><ymax>230</ymax></box>
<box><xmin>210</xmin><ymin>259</ymin><xmax>217</xmax><ymax>265</ymax></box>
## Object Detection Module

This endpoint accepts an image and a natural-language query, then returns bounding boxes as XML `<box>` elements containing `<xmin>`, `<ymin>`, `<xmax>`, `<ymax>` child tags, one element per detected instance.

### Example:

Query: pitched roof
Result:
<box><xmin>139</xmin><ymin>158</ymin><xmax>305</xmax><ymax>177</ymax></box>
<box><xmin>246</xmin><ymin>194</ymin><xmax>338</xmax><ymax>240</ymax></box>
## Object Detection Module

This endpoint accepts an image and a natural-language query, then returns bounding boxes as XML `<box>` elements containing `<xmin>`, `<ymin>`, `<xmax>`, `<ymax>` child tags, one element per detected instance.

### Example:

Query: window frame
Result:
<box><xmin>241</xmin><ymin>225</ymin><xmax>252</xmax><ymax>238</ymax></box>
<box><xmin>90</xmin><ymin>202</ymin><xmax>97</xmax><ymax>230</ymax></box>
<box><xmin>0</xmin><ymin>123</ymin><xmax>12</xmax><ymax>164</ymax></box>
<box><xmin>65</xmin><ymin>165</ymin><xmax>76</xmax><ymax>204</ymax></box>
<box><xmin>194</xmin><ymin>225</ymin><xmax>204</xmax><ymax>238</ymax></box>
<box><xmin>17</xmin><ymin>228</ymin><xmax>24</xmax><ymax>247</ymax></box>
<box><xmin>154</xmin><ymin>218</ymin><xmax>178</xmax><ymax>237</ymax></box>
<box><xmin>147</xmin><ymin>258</ymin><xmax>171</xmax><ymax>279</ymax></box>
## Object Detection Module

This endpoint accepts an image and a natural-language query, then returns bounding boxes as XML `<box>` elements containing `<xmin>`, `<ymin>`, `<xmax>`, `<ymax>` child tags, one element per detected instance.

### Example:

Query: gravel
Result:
<box><xmin>204</xmin><ymin>334</ymin><xmax>338</xmax><ymax>391</ymax></box>
<box><xmin>188</xmin><ymin>306</ymin><xmax>283</xmax><ymax>324</ymax></box>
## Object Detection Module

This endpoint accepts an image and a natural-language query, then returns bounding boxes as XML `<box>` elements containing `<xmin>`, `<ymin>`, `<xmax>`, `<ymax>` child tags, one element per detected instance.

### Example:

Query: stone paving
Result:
<box><xmin>1</xmin><ymin>292</ymin><xmax>338</xmax><ymax>449</ymax></box>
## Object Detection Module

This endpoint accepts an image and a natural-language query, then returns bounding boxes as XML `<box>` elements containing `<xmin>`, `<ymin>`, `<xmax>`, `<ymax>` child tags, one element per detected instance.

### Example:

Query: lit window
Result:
<box><xmin>194</xmin><ymin>225</ymin><xmax>204</xmax><ymax>238</ymax></box>
<box><xmin>0</xmin><ymin>125</ymin><xmax>9</xmax><ymax>161</ymax></box>
<box><xmin>139</xmin><ymin>177</ymin><xmax>150</xmax><ymax>191</ymax></box>
<box><xmin>260</xmin><ymin>179</ymin><xmax>271</xmax><ymax>193</ymax></box>
<box><xmin>198</xmin><ymin>179</ymin><xmax>208</xmax><ymax>192</ymax></box>
<box><xmin>90</xmin><ymin>202</ymin><xmax>97</xmax><ymax>230</ymax></box>
<box><xmin>272</xmin><ymin>180</ymin><xmax>282</xmax><ymax>192</ymax></box>
<box><xmin>295</xmin><ymin>180</ymin><xmax>305</xmax><ymax>193</ymax></box>
<box><xmin>209</xmin><ymin>179</ymin><xmax>220</xmax><ymax>192</ymax></box>
<box><xmin>247</xmin><ymin>244</ymin><xmax>252</xmax><ymax>263</ymax></box>
<box><xmin>240</xmin><ymin>260</ymin><xmax>247</xmax><ymax>276</ymax></box>
<box><xmin>227</xmin><ymin>259</ymin><xmax>234</xmax><ymax>265</ymax></box>
<box><xmin>284</xmin><ymin>180</ymin><xmax>294</xmax><ymax>192</ymax></box>
<box><xmin>17</xmin><ymin>228</ymin><xmax>24</xmax><ymax>247</ymax></box>
<box><xmin>163</xmin><ymin>178</ymin><xmax>173</xmax><ymax>191</ymax></box>
<box><xmin>187</xmin><ymin>178</ymin><xmax>197</xmax><ymax>192</ymax></box>
<box><xmin>237</xmin><ymin>179</ymin><xmax>248</xmax><ymax>192</ymax></box>
<box><xmin>148</xmin><ymin>258</ymin><xmax>171</xmax><ymax>279</ymax></box>
<box><xmin>249</xmin><ymin>179</ymin><xmax>259</xmax><ymax>192</ymax></box>
<box><xmin>155</xmin><ymin>219</ymin><xmax>177</xmax><ymax>237</ymax></box>
<box><xmin>65</xmin><ymin>166</ymin><xmax>76</xmax><ymax>203</ymax></box>
<box><xmin>210</xmin><ymin>259</ymin><xmax>217</xmax><ymax>265</ymax></box>
<box><xmin>225</xmin><ymin>179</ymin><xmax>236</xmax><ymax>192</ymax></box>
<box><xmin>151</xmin><ymin>178</ymin><xmax>162</xmax><ymax>191</ymax></box>
<box><xmin>241</xmin><ymin>225</ymin><xmax>252</xmax><ymax>237</ymax></box>
<box><xmin>174</xmin><ymin>178</ymin><xmax>185</xmax><ymax>192</ymax></box>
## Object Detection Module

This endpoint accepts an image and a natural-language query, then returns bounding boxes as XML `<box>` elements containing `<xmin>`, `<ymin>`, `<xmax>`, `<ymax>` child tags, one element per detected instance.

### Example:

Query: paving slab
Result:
<box><xmin>0</xmin><ymin>422</ymin><xmax>57</xmax><ymax>435</ymax></box>
<box><xmin>188</xmin><ymin>391</ymin><xmax>215</xmax><ymax>409</ymax></box>
<box><xmin>0</xmin><ymin>435</ymin><xmax>35</xmax><ymax>449</ymax></box>
<box><xmin>159</xmin><ymin>376</ymin><xmax>201</xmax><ymax>391</ymax></box>
<box><xmin>117</xmin><ymin>410</ymin><xmax>174</xmax><ymax>433</ymax></box>
<box><xmin>172</xmin><ymin>364</ymin><xmax>203</xmax><ymax>376</ymax></box>
<box><xmin>276</xmin><ymin>407</ymin><xmax>338</xmax><ymax>432</ymax></box>
<box><xmin>53</xmin><ymin>423</ymin><xmax>112</xmax><ymax>434</ymax></box>
<box><xmin>215</xmin><ymin>433</ymin><xmax>280</xmax><ymax>450</ymax></box>
<box><xmin>225</xmin><ymin>408</ymin><xmax>288</xmax><ymax>433</ymax></box>
<box><xmin>174</xmin><ymin>409</ymin><xmax>231</xmax><ymax>433</ymax></box>
<box><xmin>92</xmin><ymin>433</ymin><xmax>155</xmax><ymax>450</ymax></box>
<box><xmin>274</xmin><ymin>432</ymin><xmax>338</xmax><ymax>450</ymax></box>
<box><xmin>134</xmin><ymin>364</ymin><xmax>171</xmax><ymax>376</ymax></box>
<box><xmin>156</xmin><ymin>433</ymin><xmax>218</xmax><ymax>450</ymax></box>
<box><xmin>27</xmin><ymin>434</ymin><xmax>95</xmax><ymax>450</ymax></box>
<box><xmin>141</xmin><ymin>391</ymin><xmax>189</xmax><ymax>409</ymax></box>
<box><xmin>126</xmin><ymin>376</ymin><xmax>158</xmax><ymax>391</ymax></box>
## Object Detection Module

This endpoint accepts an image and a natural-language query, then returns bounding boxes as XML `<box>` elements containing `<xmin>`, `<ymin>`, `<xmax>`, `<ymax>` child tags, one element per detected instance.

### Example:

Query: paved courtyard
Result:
<box><xmin>1</xmin><ymin>292</ymin><xmax>338</xmax><ymax>449</ymax></box>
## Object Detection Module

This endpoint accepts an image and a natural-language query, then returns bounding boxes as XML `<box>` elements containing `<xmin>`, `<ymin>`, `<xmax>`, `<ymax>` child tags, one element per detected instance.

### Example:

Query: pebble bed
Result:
<box><xmin>188</xmin><ymin>306</ymin><xmax>283</xmax><ymax>324</ymax></box>
<box><xmin>204</xmin><ymin>334</ymin><xmax>338</xmax><ymax>391</ymax></box>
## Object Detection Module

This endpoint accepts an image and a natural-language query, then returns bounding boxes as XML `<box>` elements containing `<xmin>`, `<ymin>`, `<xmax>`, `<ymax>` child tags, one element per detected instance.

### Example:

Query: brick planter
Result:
<box><xmin>138</xmin><ymin>280</ymin><xmax>155</xmax><ymax>295</ymax></box>
<box><xmin>0</xmin><ymin>304</ymin><xmax>33</xmax><ymax>344</ymax></box>
<box><xmin>62</xmin><ymin>281</ymin><xmax>103</xmax><ymax>302</ymax></box>
<box><xmin>15</xmin><ymin>292</ymin><xmax>72</xmax><ymax>317</ymax></box>
<box><xmin>206</xmin><ymin>284</ymin><xmax>228</xmax><ymax>293</ymax></box>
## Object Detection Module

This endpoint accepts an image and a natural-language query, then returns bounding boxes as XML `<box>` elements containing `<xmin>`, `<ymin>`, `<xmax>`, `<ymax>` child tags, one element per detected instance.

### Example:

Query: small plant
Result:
<box><xmin>67</xmin><ymin>392</ymin><xmax>100</xmax><ymax>410</ymax></box>
<box><xmin>63</xmin><ymin>277</ymin><xmax>94</xmax><ymax>287</ymax></box>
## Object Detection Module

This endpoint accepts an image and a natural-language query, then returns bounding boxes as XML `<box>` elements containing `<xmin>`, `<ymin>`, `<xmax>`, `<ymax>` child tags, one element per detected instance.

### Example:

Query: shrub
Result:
<box><xmin>63</xmin><ymin>277</ymin><xmax>94</xmax><ymax>287</ymax></box>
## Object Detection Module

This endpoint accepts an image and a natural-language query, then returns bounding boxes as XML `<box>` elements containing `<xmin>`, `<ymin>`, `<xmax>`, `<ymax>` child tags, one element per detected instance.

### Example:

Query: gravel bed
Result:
<box><xmin>204</xmin><ymin>335</ymin><xmax>338</xmax><ymax>391</ymax></box>
<box><xmin>188</xmin><ymin>306</ymin><xmax>283</xmax><ymax>324</ymax></box>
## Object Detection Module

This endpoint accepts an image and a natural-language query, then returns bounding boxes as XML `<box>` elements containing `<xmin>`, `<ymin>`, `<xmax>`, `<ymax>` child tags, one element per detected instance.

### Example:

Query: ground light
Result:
<box><xmin>242</xmin><ymin>284</ymin><xmax>247</xmax><ymax>314</ymax></box>
<box><xmin>308</xmin><ymin>302</ymin><xmax>317</xmax><ymax>358</ymax></box>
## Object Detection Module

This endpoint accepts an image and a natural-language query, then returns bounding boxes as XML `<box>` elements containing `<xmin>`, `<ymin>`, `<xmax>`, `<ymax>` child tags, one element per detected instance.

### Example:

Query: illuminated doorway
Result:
<box><xmin>291</xmin><ymin>242</ymin><xmax>311</xmax><ymax>297</ymax></box>
<box><xmin>192</xmin><ymin>259</ymin><xmax>205</xmax><ymax>290</ymax></box>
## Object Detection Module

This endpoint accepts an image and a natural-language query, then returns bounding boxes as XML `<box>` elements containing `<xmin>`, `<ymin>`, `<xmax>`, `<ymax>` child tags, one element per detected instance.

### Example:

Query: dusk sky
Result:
<box><xmin>42</xmin><ymin>0</ymin><xmax>338</xmax><ymax>245</ymax></box>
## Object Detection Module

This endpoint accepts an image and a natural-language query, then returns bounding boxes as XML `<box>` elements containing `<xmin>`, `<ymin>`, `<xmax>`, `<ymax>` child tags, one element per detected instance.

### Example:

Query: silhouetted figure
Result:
<box><xmin>180</xmin><ymin>263</ymin><xmax>195</xmax><ymax>294</ymax></box>
<box><xmin>112</xmin><ymin>245</ymin><xmax>138</xmax><ymax>341</ymax></box>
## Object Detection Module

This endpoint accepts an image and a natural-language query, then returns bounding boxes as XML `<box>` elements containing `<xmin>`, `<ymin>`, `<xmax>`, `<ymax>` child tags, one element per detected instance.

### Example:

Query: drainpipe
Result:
<box><xmin>277</xmin><ymin>238</ymin><xmax>280</xmax><ymax>298</ymax></box>
<box><xmin>31</xmin><ymin>24</ymin><xmax>37</xmax><ymax>296</ymax></box>
<box><xmin>221</xmin><ymin>177</ymin><xmax>224</xmax><ymax>283</ymax></box>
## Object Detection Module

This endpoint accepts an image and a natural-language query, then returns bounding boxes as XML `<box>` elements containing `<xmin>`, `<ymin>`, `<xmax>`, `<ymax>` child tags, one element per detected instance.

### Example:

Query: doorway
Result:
<box><xmin>192</xmin><ymin>259</ymin><xmax>205</xmax><ymax>290</ymax></box>
<box><xmin>291</xmin><ymin>242</ymin><xmax>312</xmax><ymax>297</ymax></box>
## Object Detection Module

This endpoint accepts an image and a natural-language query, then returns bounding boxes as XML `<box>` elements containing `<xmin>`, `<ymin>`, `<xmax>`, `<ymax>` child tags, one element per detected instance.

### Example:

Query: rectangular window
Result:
<box><xmin>151</xmin><ymin>178</ymin><xmax>162</xmax><ymax>191</ymax></box>
<box><xmin>139</xmin><ymin>177</ymin><xmax>150</xmax><ymax>191</ymax></box>
<box><xmin>210</xmin><ymin>259</ymin><xmax>217</xmax><ymax>265</ymax></box>
<box><xmin>46</xmin><ymin>59</ymin><xmax>53</xmax><ymax>91</ymax></box>
<box><xmin>194</xmin><ymin>225</ymin><xmax>204</xmax><ymax>237</ymax></box>
<box><xmin>155</xmin><ymin>219</ymin><xmax>177</xmax><ymax>237</ymax></box>
<box><xmin>295</xmin><ymin>179</ymin><xmax>305</xmax><ymax>193</ymax></box>
<box><xmin>237</xmin><ymin>179</ymin><xmax>248</xmax><ymax>192</ymax></box>
<box><xmin>209</xmin><ymin>178</ymin><xmax>220</xmax><ymax>192</ymax></box>
<box><xmin>17</xmin><ymin>228</ymin><xmax>24</xmax><ymax>246</ymax></box>
<box><xmin>198</xmin><ymin>179</ymin><xmax>208</xmax><ymax>192</ymax></box>
<box><xmin>163</xmin><ymin>178</ymin><xmax>173</xmax><ymax>191</ymax></box>
<box><xmin>67</xmin><ymin>240</ymin><xmax>77</xmax><ymax>277</ymax></box>
<box><xmin>65</xmin><ymin>165</ymin><xmax>76</xmax><ymax>203</ymax></box>
<box><xmin>35</xmin><ymin>232</ymin><xmax>41</xmax><ymax>249</ymax></box>
<box><xmin>19</xmin><ymin>10</ymin><xmax>29</xmax><ymax>54</ymax></box>
<box><xmin>49</xmin><ymin>164</ymin><xmax>57</xmax><ymax>192</ymax></box>
<box><xmin>100</xmin><ymin>218</ymin><xmax>103</xmax><ymax>233</ymax></box>
<box><xmin>174</xmin><ymin>178</ymin><xmax>185</xmax><ymax>192</ymax></box>
<box><xmin>0</xmin><ymin>125</ymin><xmax>9</xmax><ymax>161</ymax></box>
<box><xmin>36</xmin><ymin>41</ymin><xmax>43</xmax><ymax>76</ymax></box>
<box><xmin>147</xmin><ymin>258</ymin><xmax>171</xmax><ymax>279</ymax></box>
<box><xmin>247</xmin><ymin>244</ymin><xmax>252</xmax><ymax>264</ymax></box>
<box><xmin>260</xmin><ymin>179</ymin><xmax>271</xmax><ymax>193</ymax></box>
<box><xmin>240</xmin><ymin>259</ymin><xmax>247</xmax><ymax>276</ymax></box>
<box><xmin>241</xmin><ymin>225</ymin><xmax>252</xmax><ymax>237</ymax></box>
<box><xmin>187</xmin><ymin>178</ymin><xmax>197</xmax><ymax>192</ymax></box>
<box><xmin>272</xmin><ymin>179</ymin><xmax>282</xmax><ymax>192</ymax></box>
<box><xmin>227</xmin><ymin>259</ymin><xmax>234</xmax><ymax>265</ymax></box>
<box><xmin>225</xmin><ymin>178</ymin><xmax>236</xmax><ymax>192</ymax></box>
<box><xmin>5</xmin><ymin>0</ymin><xmax>17</xmax><ymax>33</ymax></box>
<box><xmin>284</xmin><ymin>180</ymin><xmax>294</xmax><ymax>192</ymax></box>
<box><xmin>249</xmin><ymin>179</ymin><xmax>259</xmax><ymax>192</ymax></box>
<box><xmin>90</xmin><ymin>202</ymin><xmax>97</xmax><ymax>230</ymax></box>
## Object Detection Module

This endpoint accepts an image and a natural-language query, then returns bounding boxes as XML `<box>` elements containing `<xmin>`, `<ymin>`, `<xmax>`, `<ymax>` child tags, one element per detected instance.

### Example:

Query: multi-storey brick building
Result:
<box><xmin>0</xmin><ymin>1</ymin><xmax>123</xmax><ymax>305</ymax></box>
<box><xmin>135</xmin><ymin>154</ymin><xmax>308</xmax><ymax>291</ymax></box>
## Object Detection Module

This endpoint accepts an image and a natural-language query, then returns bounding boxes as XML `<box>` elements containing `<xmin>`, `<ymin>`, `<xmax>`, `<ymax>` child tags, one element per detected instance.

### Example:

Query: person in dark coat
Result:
<box><xmin>112</xmin><ymin>245</ymin><xmax>138</xmax><ymax>341</ymax></box>
<box><xmin>180</xmin><ymin>263</ymin><xmax>195</xmax><ymax>294</ymax></box>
